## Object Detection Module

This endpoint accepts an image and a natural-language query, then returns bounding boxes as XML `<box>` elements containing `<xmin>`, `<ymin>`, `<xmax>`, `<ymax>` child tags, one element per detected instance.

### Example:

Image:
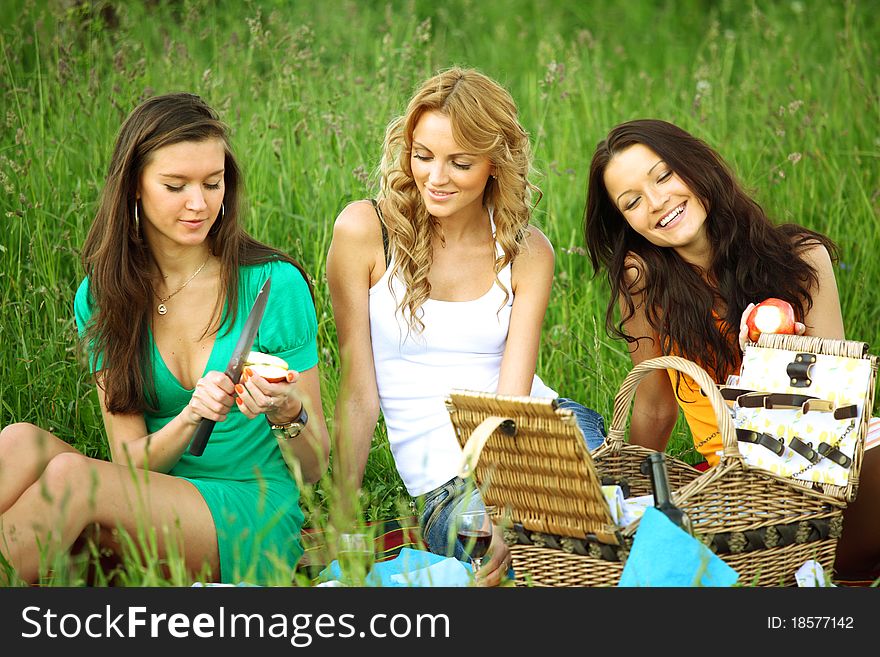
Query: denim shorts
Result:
<box><xmin>417</xmin><ymin>475</ymin><xmax>484</xmax><ymax>560</ymax></box>
<box><xmin>555</xmin><ymin>397</ymin><xmax>606</xmax><ymax>451</ymax></box>
<box><xmin>417</xmin><ymin>398</ymin><xmax>606</xmax><ymax>559</ymax></box>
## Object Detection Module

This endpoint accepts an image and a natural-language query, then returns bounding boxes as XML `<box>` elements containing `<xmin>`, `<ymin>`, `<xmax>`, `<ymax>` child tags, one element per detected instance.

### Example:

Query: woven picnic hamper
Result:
<box><xmin>446</xmin><ymin>368</ymin><xmax>703</xmax><ymax>587</ymax></box>
<box><xmin>447</xmin><ymin>333</ymin><xmax>877</xmax><ymax>586</ymax></box>
<box><xmin>667</xmin><ymin>334</ymin><xmax>877</xmax><ymax>584</ymax></box>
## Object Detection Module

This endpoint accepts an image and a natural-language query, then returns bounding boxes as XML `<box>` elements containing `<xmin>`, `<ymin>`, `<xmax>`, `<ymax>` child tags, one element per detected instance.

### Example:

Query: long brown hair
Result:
<box><xmin>379</xmin><ymin>67</ymin><xmax>540</xmax><ymax>332</ymax></box>
<box><xmin>81</xmin><ymin>92</ymin><xmax>311</xmax><ymax>413</ymax></box>
<box><xmin>584</xmin><ymin>119</ymin><xmax>837</xmax><ymax>379</ymax></box>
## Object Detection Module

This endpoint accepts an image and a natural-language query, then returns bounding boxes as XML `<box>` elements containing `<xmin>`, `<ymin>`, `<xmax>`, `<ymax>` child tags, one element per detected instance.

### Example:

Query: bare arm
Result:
<box><xmin>271</xmin><ymin>366</ymin><xmax>331</xmax><ymax>484</ymax></box>
<box><xmin>738</xmin><ymin>243</ymin><xmax>845</xmax><ymax>348</ymax></box>
<box><xmin>618</xmin><ymin>259</ymin><xmax>679</xmax><ymax>451</ymax></box>
<box><xmin>801</xmin><ymin>243</ymin><xmax>844</xmax><ymax>339</ymax></box>
<box><xmin>497</xmin><ymin>227</ymin><xmax>555</xmax><ymax>395</ymax></box>
<box><xmin>326</xmin><ymin>201</ymin><xmax>384</xmax><ymax>521</ymax></box>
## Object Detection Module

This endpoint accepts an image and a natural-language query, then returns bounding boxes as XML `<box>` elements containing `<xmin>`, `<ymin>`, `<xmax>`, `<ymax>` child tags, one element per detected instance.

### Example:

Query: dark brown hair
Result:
<box><xmin>81</xmin><ymin>92</ymin><xmax>310</xmax><ymax>413</ymax></box>
<box><xmin>584</xmin><ymin>119</ymin><xmax>837</xmax><ymax>379</ymax></box>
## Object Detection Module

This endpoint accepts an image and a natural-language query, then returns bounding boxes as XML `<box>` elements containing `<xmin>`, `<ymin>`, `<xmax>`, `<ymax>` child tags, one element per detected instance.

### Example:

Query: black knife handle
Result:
<box><xmin>188</xmin><ymin>418</ymin><xmax>216</xmax><ymax>456</ymax></box>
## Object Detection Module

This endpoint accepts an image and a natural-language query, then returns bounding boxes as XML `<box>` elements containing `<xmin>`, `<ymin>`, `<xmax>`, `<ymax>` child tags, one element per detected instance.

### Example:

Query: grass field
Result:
<box><xmin>0</xmin><ymin>0</ymin><xmax>878</xmax><ymax>584</ymax></box>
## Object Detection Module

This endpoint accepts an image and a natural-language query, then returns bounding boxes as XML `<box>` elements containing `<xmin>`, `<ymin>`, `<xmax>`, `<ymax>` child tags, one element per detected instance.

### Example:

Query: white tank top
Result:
<box><xmin>369</xmin><ymin>216</ymin><xmax>557</xmax><ymax>496</ymax></box>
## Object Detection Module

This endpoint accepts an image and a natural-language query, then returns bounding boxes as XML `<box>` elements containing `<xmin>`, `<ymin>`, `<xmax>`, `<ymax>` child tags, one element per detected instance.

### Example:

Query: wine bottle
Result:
<box><xmin>642</xmin><ymin>453</ymin><xmax>694</xmax><ymax>535</ymax></box>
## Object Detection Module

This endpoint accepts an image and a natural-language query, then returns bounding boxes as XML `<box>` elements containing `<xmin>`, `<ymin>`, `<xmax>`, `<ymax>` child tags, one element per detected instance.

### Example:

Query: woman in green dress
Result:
<box><xmin>0</xmin><ymin>93</ymin><xmax>330</xmax><ymax>585</ymax></box>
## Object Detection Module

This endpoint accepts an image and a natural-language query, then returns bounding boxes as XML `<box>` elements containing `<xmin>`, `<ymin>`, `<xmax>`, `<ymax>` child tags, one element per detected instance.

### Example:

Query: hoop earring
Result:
<box><xmin>134</xmin><ymin>202</ymin><xmax>140</xmax><ymax>234</ymax></box>
<box><xmin>209</xmin><ymin>202</ymin><xmax>225</xmax><ymax>236</ymax></box>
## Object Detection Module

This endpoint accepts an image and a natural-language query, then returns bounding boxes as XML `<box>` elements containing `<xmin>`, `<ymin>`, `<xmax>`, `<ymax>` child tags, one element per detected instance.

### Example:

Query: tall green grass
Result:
<box><xmin>0</xmin><ymin>0</ymin><xmax>877</xmax><ymax>584</ymax></box>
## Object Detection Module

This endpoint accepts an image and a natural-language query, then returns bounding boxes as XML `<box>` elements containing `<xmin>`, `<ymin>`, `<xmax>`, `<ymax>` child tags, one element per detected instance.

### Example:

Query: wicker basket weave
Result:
<box><xmin>447</xmin><ymin>335</ymin><xmax>876</xmax><ymax>587</ymax></box>
<box><xmin>445</xmin><ymin>366</ymin><xmax>702</xmax><ymax>587</ymax></box>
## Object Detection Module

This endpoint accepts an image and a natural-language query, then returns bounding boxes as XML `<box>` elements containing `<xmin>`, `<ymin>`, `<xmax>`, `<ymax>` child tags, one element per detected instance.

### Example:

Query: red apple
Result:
<box><xmin>745</xmin><ymin>298</ymin><xmax>796</xmax><ymax>342</ymax></box>
<box><xmin>244</xmin><ymin>351</ymin><xmax>289</xmax><ymax>383</ymax></box>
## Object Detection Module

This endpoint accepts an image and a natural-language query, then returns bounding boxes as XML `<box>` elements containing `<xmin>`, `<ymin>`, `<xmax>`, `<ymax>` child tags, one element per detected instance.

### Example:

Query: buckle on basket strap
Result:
<box><xmin>816</xmin><ymin>442</ymin><xmax>853</xmax><ymax>469</ymax></box>
<box><xmin>786</xmin><ymin>353</ymin><xmax>817</xmax><ymax>388</ymax></box>
<box><xmin>736</xmin><ymin>429</ymin><xmax>785</xmax><ymax>456</ymax></box>
<box><xmin>788</xmin><ymin>435</ymin><xmax>820</xmax><ymax>463</ymax></box>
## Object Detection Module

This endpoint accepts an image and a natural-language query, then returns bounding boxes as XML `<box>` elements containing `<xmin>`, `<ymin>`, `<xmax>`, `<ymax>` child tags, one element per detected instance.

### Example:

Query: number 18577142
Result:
<box><xmin>768</xmin><ymin>616</ymin><xmax>854</xmax><ymax>630</ymax></box>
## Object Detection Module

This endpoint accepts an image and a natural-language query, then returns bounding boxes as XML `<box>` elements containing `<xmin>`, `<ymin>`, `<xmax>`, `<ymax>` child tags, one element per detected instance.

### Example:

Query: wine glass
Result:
<box><xmin>337</xmin><ymin>532</ymin><xmax>372</xmax><ymax>585</ymax></box>
<box><xmin>456</xmin><ymin>508</ymin><xmax>493</xmax><ymax>576</ymax></box>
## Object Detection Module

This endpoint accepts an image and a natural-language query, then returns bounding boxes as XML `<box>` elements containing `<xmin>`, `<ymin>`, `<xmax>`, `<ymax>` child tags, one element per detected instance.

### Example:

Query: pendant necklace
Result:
<box><xmin>156</xmin><ymin>255</ymin><xmax>210</xmax><ymax>316</ymax></box>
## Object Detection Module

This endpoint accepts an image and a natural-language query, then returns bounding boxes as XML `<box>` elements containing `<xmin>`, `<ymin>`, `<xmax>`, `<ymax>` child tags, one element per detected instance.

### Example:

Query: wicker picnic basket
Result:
<box><xmin>447</xmin><ymin>334</ymin><xmax>877</xmax><ymax>586</ymax></box>
<box><xmin>446</xmin><ymin>365</ymin><xmax>703</xmax><ymax>587</ymax></box>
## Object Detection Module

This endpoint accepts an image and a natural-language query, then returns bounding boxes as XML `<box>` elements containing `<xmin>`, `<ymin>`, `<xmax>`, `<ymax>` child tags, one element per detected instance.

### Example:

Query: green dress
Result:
<box><xmin>74</xmin><ymin>259</ymin><xmax>318</xmax><ymax>584</ymax></box>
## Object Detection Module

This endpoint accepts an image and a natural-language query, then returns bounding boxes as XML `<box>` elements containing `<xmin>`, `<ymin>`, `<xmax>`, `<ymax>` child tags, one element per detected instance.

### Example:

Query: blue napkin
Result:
<box><xmin>318</xmin><ymin>548</ymin><xmax>473</xmax><ymax>587</ymax></box>
<box><xmin>618</xmin><ymin>507</ymin><xmax>739</xmax><ymax>587</ymax></box>
<box><xmin>370</xmin><ymin>548</ymin><xmax>472</xmax><ymax>587</ymax></box>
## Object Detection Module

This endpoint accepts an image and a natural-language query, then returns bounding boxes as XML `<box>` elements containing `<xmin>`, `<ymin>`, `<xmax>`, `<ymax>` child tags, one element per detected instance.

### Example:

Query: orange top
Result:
<box><xmin>668</xmin><ymin>316</ymin><xmax>737</xmax><ymax>467</ymax></box>
<box><xmin>666</xmin><ymin>370</ymin><xmax>725</xmax><ymax>467</ymax></box>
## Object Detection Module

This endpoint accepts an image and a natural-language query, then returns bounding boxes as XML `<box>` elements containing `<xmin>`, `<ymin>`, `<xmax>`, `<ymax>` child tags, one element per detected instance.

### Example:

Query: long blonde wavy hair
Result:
<box><xmin>378</xmin><ymin>67</ymin><xmax>540</xmax><ymax>333</ymax></box>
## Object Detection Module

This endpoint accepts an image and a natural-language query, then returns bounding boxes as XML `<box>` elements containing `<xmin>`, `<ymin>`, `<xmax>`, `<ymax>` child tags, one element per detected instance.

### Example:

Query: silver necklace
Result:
<box><xmin>156</xmin><ymin>256</ymin><xmax>210</xmax><ymax>316</ymax></box>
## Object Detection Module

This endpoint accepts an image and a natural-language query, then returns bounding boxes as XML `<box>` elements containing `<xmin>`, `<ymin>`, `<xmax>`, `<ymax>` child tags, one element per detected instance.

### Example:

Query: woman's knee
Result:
<box><xmin>0</xmin><ymin>422</ymin><xmax>68</xmax><ymax>460</ymax></box>
<box><xmin>0</xmin><ymin>422</ymin><xmax>40</xmax><ymax>450</ymax></box>
<box><xmin>38</xmin><ymin>452</ymin><xmax>96</xmax><ymax>513</ymax></box>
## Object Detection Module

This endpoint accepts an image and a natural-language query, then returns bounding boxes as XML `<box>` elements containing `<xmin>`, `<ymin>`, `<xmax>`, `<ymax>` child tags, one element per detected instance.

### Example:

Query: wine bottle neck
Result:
<box><xmin>647</xmin><ymin>454</ymin><xmax>673</xmax><ymax>507</ymax></box>
<box><xmin>643</xmin><ymin>453</ymin><xmax>693</xmax><ymax>534</ymax></box>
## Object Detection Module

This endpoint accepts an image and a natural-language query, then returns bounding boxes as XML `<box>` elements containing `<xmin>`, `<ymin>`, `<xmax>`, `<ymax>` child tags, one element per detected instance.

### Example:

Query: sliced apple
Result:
<box><xmin>244</xmin><ymin>351</ymin><xmax>289</xmax><ymax>383</ymax></box>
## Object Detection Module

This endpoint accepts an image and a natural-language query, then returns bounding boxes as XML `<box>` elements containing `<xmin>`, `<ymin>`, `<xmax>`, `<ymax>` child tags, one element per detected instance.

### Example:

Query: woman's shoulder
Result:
<box><xmin>332</xmin><ymin>199</ymin><xmax>383</xmax><ymax>242</ymax></box>
<box><xmin>794</xmin><ymin>238</ymin><xmax>833</xmax><ymax>262</ymax></box>
<box><xmin>329</xmin><ymin>200</ymin><xmax>386</xmax><ymax>274</ymax></box>
<box><xmin>521</xmin><ymin>224</ymin><xmax>553</xmax><ymax>251</ymax></box>
<box><xmin>239</xmin><ymin>259</ymin><xmax>310</xmax><ymax>295</ymax></box>
<box><xmin>513</xmin><ymin>225</ymin><xmax>554</xmax><ymax>264</ymax></box>
<box><xmin>509</xmin><ymin>225</ymin><xmax>554</xmax><ymax>287</ymax></box>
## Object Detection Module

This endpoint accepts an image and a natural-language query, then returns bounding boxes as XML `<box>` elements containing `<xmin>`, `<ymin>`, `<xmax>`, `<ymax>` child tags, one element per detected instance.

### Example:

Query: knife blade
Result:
<box><xmin>188</xmin><ymin>276</ymin><xmax>272</xmax><ymax>456</ymax></box>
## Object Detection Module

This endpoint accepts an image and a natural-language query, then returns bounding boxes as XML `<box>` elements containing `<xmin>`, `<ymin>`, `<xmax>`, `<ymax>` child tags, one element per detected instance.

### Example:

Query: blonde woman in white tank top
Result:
<box><xmin>327</xmin><ymin>68</ymin><xmax>605</xmax><ymax>586</ymax></box>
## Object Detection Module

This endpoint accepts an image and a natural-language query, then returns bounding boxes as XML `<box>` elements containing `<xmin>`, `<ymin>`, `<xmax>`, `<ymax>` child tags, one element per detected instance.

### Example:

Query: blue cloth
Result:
<box><xmin>619</xmin><ymin>507</ymin><xmax>739</xmax><ymax>587</ymax></box>
<box><xmin>319</xmin><ymin>548</ymin><xmax>473</xmax><ymax>587</ymax></box>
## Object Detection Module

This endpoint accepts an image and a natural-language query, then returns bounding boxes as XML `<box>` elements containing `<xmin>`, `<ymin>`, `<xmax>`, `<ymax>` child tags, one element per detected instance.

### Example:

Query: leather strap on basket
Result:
<box><xmin>736</xmin><ymin>429</ymin><xmax>785</xmax><ymax>456</ymax></box>
<box><xmin>736</xmin><ymin>392</ymin><xmax>834</xmax><ymax>413</ymax></box>
<box><xmin>458</xmin><ymin>415</ymin><xmax>515</xmax><ymax>478</ymax></box>
<box><xmin>816</xmin><ymin>442</ymin><xmax>853</xmax><ymax>469</ymax></box>
<box><xmin>834</xmin><ymin>405</ymin><xmax>858</xmax><ymax>420</ymax></box>
<box><xmin>786</xmin><ymin>353</ymin><xmax>816</xmax><ymax>388</ymax></box>
<box><xmin>717</xmin><ymin>387</ymin><xmax>840</xmax><ymax>414</ymax></box>
<box><xmin>608</xmin><ymin>356</ymin><xmax>741</xmax><ymax>462</ymax></box>
<box><xmin>788</xmin><ymin>435</ymin><xmax>820</xmax><ymax>463</ymax></box>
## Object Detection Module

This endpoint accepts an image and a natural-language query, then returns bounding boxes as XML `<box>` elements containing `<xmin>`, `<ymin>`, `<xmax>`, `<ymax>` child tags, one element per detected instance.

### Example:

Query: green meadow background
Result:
<box><xmin>0</xmin><ymin>0</ymin><xmax>878</xmax><ymax>582</ymax></box>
